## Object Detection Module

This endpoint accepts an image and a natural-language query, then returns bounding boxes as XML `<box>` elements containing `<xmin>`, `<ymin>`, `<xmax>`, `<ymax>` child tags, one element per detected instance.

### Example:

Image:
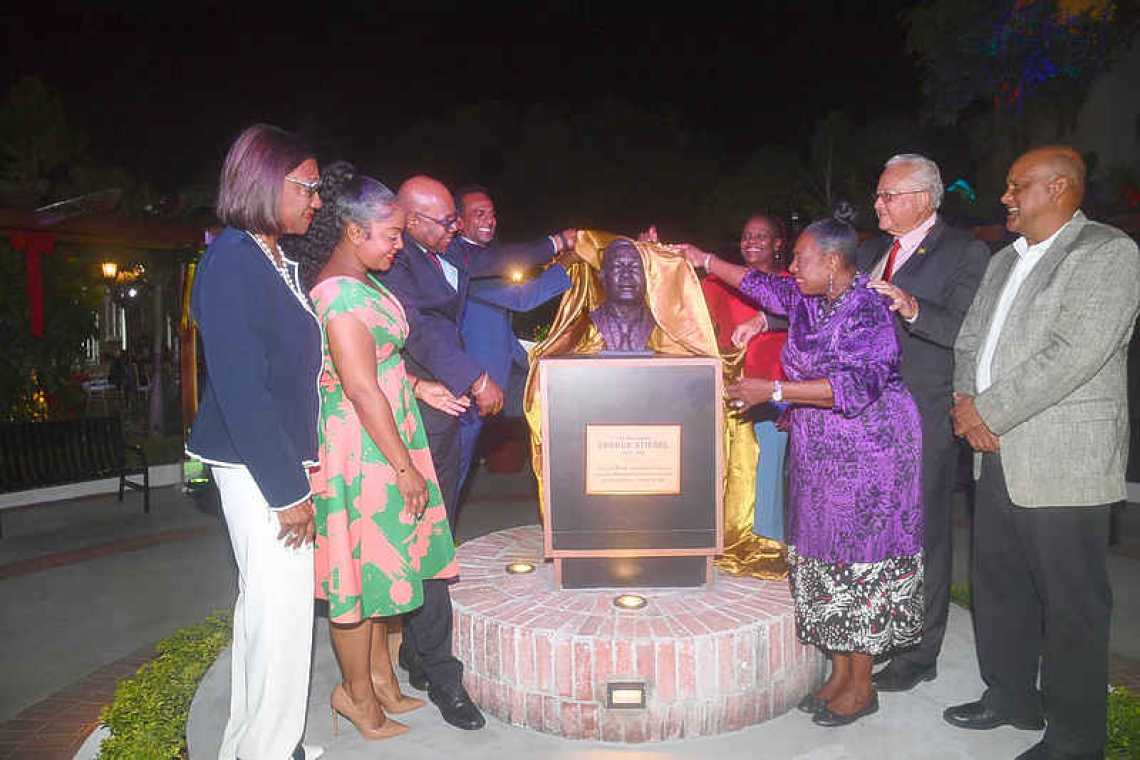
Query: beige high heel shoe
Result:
<box><xmin>331</xmin><ymin>683</ymin><xmax>410</xmax><ymax>740</ymax></box>
<box><xmin>372</xmin><ymin>674</ymin><xmax>426</xmax><ymax>715</ymax></box>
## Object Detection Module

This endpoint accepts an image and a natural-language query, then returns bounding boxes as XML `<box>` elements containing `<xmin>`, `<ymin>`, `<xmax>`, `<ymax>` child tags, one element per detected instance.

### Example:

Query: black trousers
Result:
<box><xmin>422</xmin><ymin>403</ymin><xmax>462</xmax><ymax>534</ymax></box>
<box><xmin>402</xmin><ymin>578</ymin><xmax>462</xmax><ymax>688</ymax></box>
<box><xmin>973</xmin><ymin>453</ymin><xmax>1111</xmax><ymax>755</ymax></box>
<box><xmin>895</xmin><ymin>397</ymin><xmax>958</xmax><ymax>668</ymax></box>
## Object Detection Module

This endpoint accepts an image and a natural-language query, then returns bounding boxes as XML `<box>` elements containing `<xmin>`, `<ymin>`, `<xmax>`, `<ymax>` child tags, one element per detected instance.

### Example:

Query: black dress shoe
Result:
<box><xmin>398</xmin><ymin>644</ymin><xmax>430</xmax><ymax>692</ymax></box>
<box><xmin>871</xmin><ymin>659</ymin><xmax>936</xmax><ymax>692</ymax></box>
<box><xmin>943</xmin><ymin>700</ymin><xmax>1044</xmax><ymax>731</ymax></box>
<box><xmin>796</xmin><ymin>693</ymin><xmax>828</xmax><ymax>714</ymax></box>
<box><xmin>429</xmin><ymin>682</ymin><xmax>486</xmax><ymax>730</ymax></box>
<box><xmin>811</xmin><ymin>692</ymin><xmax>879</xmax><ymax>727</ymax></box>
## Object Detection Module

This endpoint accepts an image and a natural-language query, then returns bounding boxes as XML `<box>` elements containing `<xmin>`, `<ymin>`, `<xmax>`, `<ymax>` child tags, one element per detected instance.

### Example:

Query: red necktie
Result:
<box><xmin>428</xmin><ymin>252</ymin><xmax>446</xmax><ymax>277</ymax></box>
<box><xmin>881</xmin><ymin>239</ymin><xmax>901</xmax><ymax>282</ymax></box>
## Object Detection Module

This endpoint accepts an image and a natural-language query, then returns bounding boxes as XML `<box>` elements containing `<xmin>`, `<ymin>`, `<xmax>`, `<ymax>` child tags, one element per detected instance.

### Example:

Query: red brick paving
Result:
<box><xmin>0</xmin><ymin>645</ymin><xmax>157</xmax><ymax>760</ymax></box>
<box><xmin>0</xmin><ymin>524</ymin><xmax>221</xmax><ymax>580</ymax></box>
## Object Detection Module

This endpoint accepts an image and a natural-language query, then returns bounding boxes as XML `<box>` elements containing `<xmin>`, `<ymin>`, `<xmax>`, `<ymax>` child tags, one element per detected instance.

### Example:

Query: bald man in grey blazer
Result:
<box><xmin>946</xmin><ymin>145</ymin><xmax>1140</xmax><ymax>760</ymax></box>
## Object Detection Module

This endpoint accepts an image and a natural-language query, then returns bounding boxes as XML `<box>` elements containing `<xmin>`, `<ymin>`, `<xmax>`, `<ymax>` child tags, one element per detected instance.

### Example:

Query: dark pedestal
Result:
<box><xmin>539</xmin><ymin>355</ymin><xmax>723</xmax><ymax>589</ymax></box>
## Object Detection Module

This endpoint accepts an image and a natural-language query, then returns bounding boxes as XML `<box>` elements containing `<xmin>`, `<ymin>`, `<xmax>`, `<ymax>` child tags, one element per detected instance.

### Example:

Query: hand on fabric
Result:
<box><xmin>557</xmin><ymin>228</ymin><xmax>578</xmax><ymax>251</ymax></box>
<box><xmin>556</xmin><ymin>248</ymin><xmax>583</xmax><ymax>268</ymax></box>
<box><xmin>951</xmin><ymin>393</ymin><xmax>1000</xmax><ymax>452</ymax></box>
<box><xmin>473</xmin><ymin>373</ymin><xmax>504</xmax><ymax>416</ymax></box>
<box><xmin>731</xmin><ymin>313</ymin><xmax>768</xmax><ymax>346</ymax></box>
<box><xmin>866</xmin><ymin>279</ymin><xmax>919</xmax><ymax>320</ymax></box>
<box><xmin>275</xmin><ymin>500</ymin><xmax>316</xmax><ymax>548</ymax></box>
<box><xmin>725</xmin><ymin>378</ymin><xmax>775</xmax><ymax>413</ymax></box>
<box><xmin>395</xmin><ymin>466</ymin><xmax>429</xmax><ymax>519</ymax></box>
<box><xmin>675</xmin><ymin>243</ymin><xmax>708</xmax><ymax>269</ymax></box>
<box><xmin>638</xmin><ymin>225</ymin><xmax>659</xmax><ymax>243</ymax></box>
<box><xmin>415</xmin><ymin>379</ymin><xmax>471</xmax><ymax>416</ymax></box>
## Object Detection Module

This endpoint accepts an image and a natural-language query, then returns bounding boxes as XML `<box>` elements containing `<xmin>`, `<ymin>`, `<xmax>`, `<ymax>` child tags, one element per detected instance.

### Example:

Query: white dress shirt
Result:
<box><xmin>977</xmin><ymin>214</ymin><xmax>1075</xmax><ymax>391</ymax></box>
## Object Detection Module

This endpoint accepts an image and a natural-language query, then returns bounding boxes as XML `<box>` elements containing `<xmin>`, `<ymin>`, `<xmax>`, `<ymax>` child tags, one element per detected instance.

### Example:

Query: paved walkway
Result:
<box><xmin>0</xmin><ymin>467</ymin><xmax>1137</xmax><ymax>759</ymax></box>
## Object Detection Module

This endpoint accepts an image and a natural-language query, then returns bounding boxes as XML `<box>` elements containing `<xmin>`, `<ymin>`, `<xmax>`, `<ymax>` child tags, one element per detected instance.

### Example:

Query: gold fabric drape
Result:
<box><xmin>523</xmin><ymin>230</ymin><xmax>787</xmax><ymax>579</ymax></box>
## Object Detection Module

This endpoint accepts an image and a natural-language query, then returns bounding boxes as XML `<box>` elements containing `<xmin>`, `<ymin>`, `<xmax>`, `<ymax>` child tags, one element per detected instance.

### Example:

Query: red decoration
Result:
<box><xmin>10</xmin><ymin>231</ymin><xmax>59</xmax><ymax>338</ymax></box>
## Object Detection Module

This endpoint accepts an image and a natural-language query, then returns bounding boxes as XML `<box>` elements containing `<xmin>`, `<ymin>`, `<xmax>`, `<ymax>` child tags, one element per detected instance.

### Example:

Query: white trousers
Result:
<box><xmin>214</xmin><ymin>466</ymin><xmax>315</xmax><ymax>760</ymax></box>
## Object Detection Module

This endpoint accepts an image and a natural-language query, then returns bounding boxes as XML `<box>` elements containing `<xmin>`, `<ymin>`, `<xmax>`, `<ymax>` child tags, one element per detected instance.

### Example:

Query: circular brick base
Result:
<box><xmin>451</xmin><ymin>526</ymin><xmax>826</xmax><ymax>742</ymax></box>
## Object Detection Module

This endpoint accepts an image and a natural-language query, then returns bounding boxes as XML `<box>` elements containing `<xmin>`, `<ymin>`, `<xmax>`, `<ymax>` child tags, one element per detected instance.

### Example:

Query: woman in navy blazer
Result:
<box><xmin>186</xmin><ymin>124</ymin><xmax>324</xmax><ymax>760</ymax></box>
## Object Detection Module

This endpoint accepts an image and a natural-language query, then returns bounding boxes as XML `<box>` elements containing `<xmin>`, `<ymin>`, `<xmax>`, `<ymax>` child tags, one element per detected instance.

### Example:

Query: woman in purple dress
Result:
<box><xmin>679</xmin><ymin>218</ymin><xmax>923</xmax><ymax>727</ymax></box>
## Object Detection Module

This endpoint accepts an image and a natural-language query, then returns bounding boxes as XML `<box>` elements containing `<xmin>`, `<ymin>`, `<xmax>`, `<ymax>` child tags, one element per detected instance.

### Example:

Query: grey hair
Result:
<box><xmin>336</xmin><ymin>174</ymin><xmax>399</xmax><ymax>234</ymax></box>
<box><xmin>801</xmin><ymin>218</ymin><xmax>859</xmax><ymax>269</ymax></box>
<box><xmin>884</xmin><ymin>153</ymin><xmax>944</xmax><ymax>209</ymax></box>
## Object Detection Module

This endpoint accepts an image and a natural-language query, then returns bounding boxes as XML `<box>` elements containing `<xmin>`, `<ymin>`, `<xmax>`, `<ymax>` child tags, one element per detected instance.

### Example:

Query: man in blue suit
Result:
<box><xmin>453</xmin><ymin>186</ymin><xmax>577</xmax><ymax>492</ymax></box>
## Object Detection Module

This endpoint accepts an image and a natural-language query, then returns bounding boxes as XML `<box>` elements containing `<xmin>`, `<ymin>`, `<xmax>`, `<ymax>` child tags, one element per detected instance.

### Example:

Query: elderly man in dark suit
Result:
<box><xmin>946</xmin><ymin>146</ymin><xmax>1140</xmax><ymax>760</ymax></box>
<box><xmin>856</xmin><ymin>154</ymin><xmax>989</xmax><ymax>692</ymax></box>
<box><xmin>378</xmin><ymin>175</ymin><xmax>558</xmax><ymax>730</ymax></box>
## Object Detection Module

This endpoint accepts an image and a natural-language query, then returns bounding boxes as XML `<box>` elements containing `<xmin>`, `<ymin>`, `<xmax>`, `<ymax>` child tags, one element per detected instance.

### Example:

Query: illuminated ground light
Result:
<box><xmin>505</xmin><ymin>561</ymin><xmax>536</xmax><ymax>575</ymax></box>
<box><xmin>510</xmin><ymin>270</ymin><xmax>523</xmax><ymax>282</ymax></box>
<box><xmin>613</xmin><ymin>593</ymin><xmax>648</xmax><ymax>610</ymax></box>
<box><xmin>606</xmin><ymin>682</ymin><xmax>647</xmax><ymax>709</ymax></box>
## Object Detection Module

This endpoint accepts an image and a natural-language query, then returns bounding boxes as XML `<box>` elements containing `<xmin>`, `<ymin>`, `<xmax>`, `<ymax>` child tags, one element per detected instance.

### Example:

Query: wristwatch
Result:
<box><xmin>771</xmin><ymin>380</ymin><xmax>783</xmax><ymax>403</ymax></box>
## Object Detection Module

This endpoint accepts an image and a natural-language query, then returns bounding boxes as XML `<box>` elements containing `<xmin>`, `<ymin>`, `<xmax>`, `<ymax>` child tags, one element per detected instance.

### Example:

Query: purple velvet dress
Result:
<box><xmin>739</xmin><ymin>270</ymin><xmax>924</xmax><ymax>654</ymax></box>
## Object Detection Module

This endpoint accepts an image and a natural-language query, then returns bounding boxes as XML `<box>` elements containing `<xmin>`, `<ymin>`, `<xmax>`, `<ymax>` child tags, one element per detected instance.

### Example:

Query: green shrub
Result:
<box><xmin>949</xmin><ymin>582</ymin><xmax>971</xmax><ymax>609</ymax></box>
<box><xmin>1108</xmin><ymin>686</ymin><xmax>1140</xmax><ymax>759</ymax></box>
<box><xmin>98</xmin><ymin>610</ymin><xmax>232</xmax><ymax>759</ymax></box>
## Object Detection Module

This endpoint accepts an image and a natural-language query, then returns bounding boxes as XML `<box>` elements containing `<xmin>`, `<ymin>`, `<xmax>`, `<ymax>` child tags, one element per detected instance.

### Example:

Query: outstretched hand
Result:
<box><xmin>415</xmin><ymin>380</ymin><xmax>471</xmax><ymax>416</ymax></box>
<box><xmin>731</xmin><ymin>313</ymin><xmax>768</xmax><ymax>347</ymax></box>
<box><xmin>638</xmin><ymin>225</ymin><xmax>659</xmax><ymax>243</ymax></box>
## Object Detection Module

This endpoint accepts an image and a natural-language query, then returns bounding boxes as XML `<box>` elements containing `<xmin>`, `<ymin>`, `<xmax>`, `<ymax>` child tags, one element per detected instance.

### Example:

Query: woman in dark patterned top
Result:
<box><xmin>679</xmin><ymin>218</ymin><xmax>923</xmax><ymax>728</ymax></box>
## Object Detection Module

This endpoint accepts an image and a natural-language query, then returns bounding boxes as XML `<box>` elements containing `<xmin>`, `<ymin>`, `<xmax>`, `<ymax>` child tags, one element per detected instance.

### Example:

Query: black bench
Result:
<box><xmin>0</xmin><ymin>416</ymin><xmax>149</xmax><ymax>537</ymax></box>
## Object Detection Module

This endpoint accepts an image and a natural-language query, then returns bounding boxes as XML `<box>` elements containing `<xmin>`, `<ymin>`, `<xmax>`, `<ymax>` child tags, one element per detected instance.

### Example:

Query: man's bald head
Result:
<box><xmin>1002</xmin><ymin>145</ymin><xmax>1087</xmax><ymax>244</ymax></box>
<box><xmin>398</xmin><ymin>175</ymin><xmax>459</xmax><ymax>252</ymax></box>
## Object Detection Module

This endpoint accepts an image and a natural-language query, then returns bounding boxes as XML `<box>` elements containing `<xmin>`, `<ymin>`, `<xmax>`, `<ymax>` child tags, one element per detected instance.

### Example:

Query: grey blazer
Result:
<box><xmin>953</xmin><ymin>211</ymin><xmax>1140</xmax><ymax>507</ymax></box>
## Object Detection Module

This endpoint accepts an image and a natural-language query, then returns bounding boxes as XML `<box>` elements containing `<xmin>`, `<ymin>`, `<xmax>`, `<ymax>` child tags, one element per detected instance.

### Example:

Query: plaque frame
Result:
<box><xmin>538</xmin><ymin>355</ymin><xmax>724</xmax><ymax>587</ymax></box>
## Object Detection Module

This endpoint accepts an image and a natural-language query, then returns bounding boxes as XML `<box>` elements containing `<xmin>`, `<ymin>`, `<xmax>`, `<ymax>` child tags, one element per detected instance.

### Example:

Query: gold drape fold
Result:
<box><xmin>523</xmin><ymin>230</ymin><xmax>786</xmax><ymax>579</ymax></box>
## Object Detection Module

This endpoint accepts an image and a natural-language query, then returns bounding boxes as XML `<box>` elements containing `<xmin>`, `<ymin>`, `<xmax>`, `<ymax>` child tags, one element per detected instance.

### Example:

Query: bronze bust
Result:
<box><xmin>589</xmin><ymin>239</ymin><xmax>656</xmax><ymax>352</ymax></box>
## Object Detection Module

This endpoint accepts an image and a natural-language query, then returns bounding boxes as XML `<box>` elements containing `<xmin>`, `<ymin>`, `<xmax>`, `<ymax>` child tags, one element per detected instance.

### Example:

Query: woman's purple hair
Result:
<box><xmin>216</xmin><ymin>124</ymin><xmax>314</xmax><ymax>234</ymax></box>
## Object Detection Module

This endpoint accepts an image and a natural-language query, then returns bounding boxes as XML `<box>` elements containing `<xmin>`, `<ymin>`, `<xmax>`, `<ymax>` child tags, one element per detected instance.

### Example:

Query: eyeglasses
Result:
<box><xmin>872</xmin><ymin>189</ymin><xmax>926</xmax><ymax>204</ymax></box>
<box><xmin>415</xmin><ymin>211</ymin><xmax>461</xmax><ymax>231</ymax></box>
<box><xmin>285</xmin><ymin>176</ymin><xmax>322</xmax><ymax>199</ymax></box>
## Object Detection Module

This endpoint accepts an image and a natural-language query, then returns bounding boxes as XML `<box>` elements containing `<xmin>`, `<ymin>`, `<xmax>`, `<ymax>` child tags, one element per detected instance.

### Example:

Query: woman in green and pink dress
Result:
<box><xmin>282</xmin><ymin>162</ymin><xmax>470</xmax><ymax>741</ymax></box>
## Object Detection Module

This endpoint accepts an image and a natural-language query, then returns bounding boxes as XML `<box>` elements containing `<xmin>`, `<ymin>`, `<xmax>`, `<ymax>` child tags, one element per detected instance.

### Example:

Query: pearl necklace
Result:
<box><xmin>247</xmin><ymin>232</ymin><xmax>315</xmax><ymax>317</ymax></box>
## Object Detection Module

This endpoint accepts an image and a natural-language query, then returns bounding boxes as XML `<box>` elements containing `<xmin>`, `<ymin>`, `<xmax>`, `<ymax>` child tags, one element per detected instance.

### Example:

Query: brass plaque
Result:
<box><xmin>584</xmin><ymin>424</ymin><xmax>682</xmax><ymax>495</ymax></box>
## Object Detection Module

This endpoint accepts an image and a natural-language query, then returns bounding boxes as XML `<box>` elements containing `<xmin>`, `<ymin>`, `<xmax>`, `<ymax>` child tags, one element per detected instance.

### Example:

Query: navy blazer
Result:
<box><xmin>461</xmin><ymin>262</ymin><xmax>571</xmax><ymax>392</ymax></box>
<box><xmin>377</xmin><ymin>232</ymin><xmax>554</xmax><ymax>432</ymax></box>
<box><xmin>186</xmin><ymin>227</ymin><xmax>322</xmax><ymax>509</ymax></box>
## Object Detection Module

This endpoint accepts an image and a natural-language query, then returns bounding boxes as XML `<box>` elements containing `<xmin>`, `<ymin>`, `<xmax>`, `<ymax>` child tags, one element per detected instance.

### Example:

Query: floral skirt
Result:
<box><xmin>788</xmin><ymin>546</ymin><xmax>923</xmax><ymax>655</ymax></box>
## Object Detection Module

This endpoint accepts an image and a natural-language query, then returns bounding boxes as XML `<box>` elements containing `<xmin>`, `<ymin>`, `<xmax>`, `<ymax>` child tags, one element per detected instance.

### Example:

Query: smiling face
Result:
<box><xmin>280</xmin><ymin>158</ymin><xmax>322</xmax><ymax>236</ymax></box>
<box><xmin>739</xmin><ymin>216</ymin><xmax>783</xmax><ymax>270</ymax></box>
<box><xmin>460</xmin><ymin>191</ymin><xmax>497</xmax><ymax>246</ymax></box>
<box><xmin>1001</xmin><ymin>153</ymin><xmax>1063</xmax><ymax>245</ymax></box>
<box><xmin>601</xmin><ymin>241</ymin><xmax>646</xmax><ymax>305</ymax></box>
<box><xmin>788</xmin><ymin>232</ymin><xmax>834</xmax><ymax>296</ymax></box>
<box><xmin>873</xmin><ymin>162</ymin><xmax>933</xmax><ymax>237</ymax></box>
<box><xmin>355</xmin><ymin>207</ymin><xmax>407</xmax><ymax>272</ymax></box>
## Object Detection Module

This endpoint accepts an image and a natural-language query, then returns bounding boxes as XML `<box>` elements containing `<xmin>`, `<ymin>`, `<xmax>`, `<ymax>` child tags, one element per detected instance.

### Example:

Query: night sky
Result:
<box><xmin>2</xmin><ymin>2</ymin><xmax>921</xmax><ymax>197</ymax></box>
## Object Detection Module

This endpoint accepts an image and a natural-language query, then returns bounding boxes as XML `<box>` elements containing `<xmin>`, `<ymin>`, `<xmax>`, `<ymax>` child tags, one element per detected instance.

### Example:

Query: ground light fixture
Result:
<box><xmin>613</xmin><ymin>593</ymin><xmax>647</xmax><ymax>610</ymax></box>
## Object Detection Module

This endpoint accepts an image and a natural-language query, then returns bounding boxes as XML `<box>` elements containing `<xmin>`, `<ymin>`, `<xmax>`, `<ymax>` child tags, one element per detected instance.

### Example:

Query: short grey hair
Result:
<box><xmin>884</xmin><ymin>153</ymin><xmax>944</xmax><ymax>210</ymax></box>
<box><xmin>802</xmin><ymin>218</ymin><xmax>859</xmax><ymax>269</ymax></box>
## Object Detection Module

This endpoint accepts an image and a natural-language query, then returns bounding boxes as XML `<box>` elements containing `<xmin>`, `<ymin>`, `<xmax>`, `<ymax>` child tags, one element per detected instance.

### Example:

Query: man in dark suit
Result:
<box><xmin>856</xmin><ymin>154</ymin><xmax>989</xmax><ymax>692</ymax></box>
<box><xmin>453</xmin><ymin>185</ymin><xmax>576</xmax><ymax>492</ymax></box>
<box><xmin>378</xmin><ymin>176</ymin><xmax>560</xmax><ymax>729</ymax></box>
